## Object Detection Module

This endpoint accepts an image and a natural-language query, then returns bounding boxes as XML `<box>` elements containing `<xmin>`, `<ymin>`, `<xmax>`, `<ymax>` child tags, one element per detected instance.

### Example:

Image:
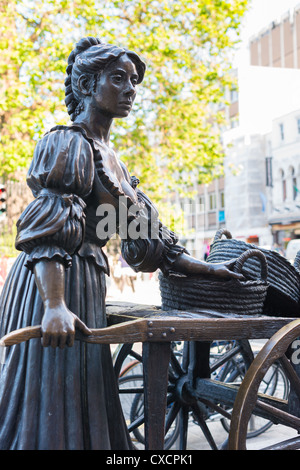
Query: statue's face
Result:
<box><xmin>92</xmin><ymin>53</ymin><xmax>138</xmax><ymax>118</ymax></box>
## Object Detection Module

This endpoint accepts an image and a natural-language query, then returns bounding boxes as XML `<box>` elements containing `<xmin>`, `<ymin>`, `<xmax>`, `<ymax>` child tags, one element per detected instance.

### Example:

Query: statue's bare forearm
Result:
<box><xmin>34</xmin><ymin>260</ymin><xmax>66</xmax><ymax>309</ymax></box>
<box><xmin>33</xmin><ymin>260</ymin><xmax>91</xmax><ymax>348</ymax></box>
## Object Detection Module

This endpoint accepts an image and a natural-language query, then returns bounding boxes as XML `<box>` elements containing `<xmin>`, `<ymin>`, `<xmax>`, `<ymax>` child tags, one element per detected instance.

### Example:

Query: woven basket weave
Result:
<box><xmin>160</xmin><ymin>249</ymin><xmax>268</xmax><ymax>316</ymax></box>
<box><xmin>206</xmin><ymin>229</ymin><xmax>300</xmax><ymax>317</ymax></box>
<box><xmin>295</xmin><ymin>252</ymin><xmax>300</xmax><ymax>272</ymax></box>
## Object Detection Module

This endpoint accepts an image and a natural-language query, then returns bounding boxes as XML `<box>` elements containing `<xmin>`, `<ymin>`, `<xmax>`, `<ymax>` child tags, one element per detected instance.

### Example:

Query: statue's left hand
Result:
<box><xmin>171</xmin><ymin>252</ymin><xmax>244</xmax><ymax>280</ymax></box>
<box><xmin>208</xmin><ymin>259</ymin><xmax>244</xmax><ymax>280</ymax></box>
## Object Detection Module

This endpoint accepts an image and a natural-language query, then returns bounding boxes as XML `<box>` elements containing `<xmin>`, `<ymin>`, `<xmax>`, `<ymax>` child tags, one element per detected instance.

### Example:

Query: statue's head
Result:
<box><xmin>65</xmin><ymin>37</ymin><xmax>146</xmax><ymax>121</ymax></box>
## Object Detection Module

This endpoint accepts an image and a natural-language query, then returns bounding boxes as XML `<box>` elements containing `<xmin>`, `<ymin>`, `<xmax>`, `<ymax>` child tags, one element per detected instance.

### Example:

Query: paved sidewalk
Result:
<box><xmin>184</xmin><ymin>419</ymin><xmax>296</xmax><ymax>450</ymax></box>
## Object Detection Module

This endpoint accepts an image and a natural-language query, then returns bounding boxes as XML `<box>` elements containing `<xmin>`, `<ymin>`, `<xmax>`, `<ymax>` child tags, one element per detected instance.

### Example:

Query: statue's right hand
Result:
<box><xmin>41</xmin><ymin>303</ymin><xmax>91</xmax><ymax>349</ymax></box>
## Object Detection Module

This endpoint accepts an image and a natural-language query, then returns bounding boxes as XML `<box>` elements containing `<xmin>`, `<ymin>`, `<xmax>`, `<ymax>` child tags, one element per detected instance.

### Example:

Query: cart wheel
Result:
<box><xmin>229</xmin><ymin>319</ymin><xmax>300</xmax><ymax>450</ymax></box>
<box><xmin>114</xmin><ymin>340</ymin><xmax>256</xmax><ymax>450</ymax></box>
<box><xmin>211</xmin><ymin>342</ymin><xmax>289</xmax><ymax>439</ymax></box>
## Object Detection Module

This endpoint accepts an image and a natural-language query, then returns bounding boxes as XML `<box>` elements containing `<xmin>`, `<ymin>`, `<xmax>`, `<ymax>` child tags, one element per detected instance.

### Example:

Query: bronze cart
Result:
<box><xmin>1</xmin><ymin>301</ymin><xmax>300</xmax><ymax>450</ymax></box>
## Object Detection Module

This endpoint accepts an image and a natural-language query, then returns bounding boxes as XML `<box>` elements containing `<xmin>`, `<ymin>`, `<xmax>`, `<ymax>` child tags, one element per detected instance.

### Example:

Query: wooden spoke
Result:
<box><xmin>191</xmin><ymin>402</ymin><xmax>218</xmax><ymax>450</ymax></box>
<box><xmin>165</xmin><ymin>401</ymin><xmax>181</xmax><ymax>434</ymax></box>
<box><xmin>178</xmin><ymin>405</ymin><xmax>189</xmax><ymax>450</ymax></box>
<box><xmin>169</xmin><ymin>349</ymin><xmax>184</xmax><ymax>380</ymax></box>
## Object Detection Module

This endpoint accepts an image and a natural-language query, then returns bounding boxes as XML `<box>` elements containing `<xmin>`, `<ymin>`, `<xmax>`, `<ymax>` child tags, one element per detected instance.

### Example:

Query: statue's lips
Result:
<box><xmin>119</xmin><ymin>101</ymin><xmax>132</xmax><ymax>109</ymax></box>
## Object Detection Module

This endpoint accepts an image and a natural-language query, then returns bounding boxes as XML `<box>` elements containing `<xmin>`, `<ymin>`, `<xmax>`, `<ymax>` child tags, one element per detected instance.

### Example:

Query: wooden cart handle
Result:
<box><xmin>0</xmin><ymin>319</ymin><xmax>150</xmax><ymax>348</ymax></box>
<box><xmin>0</xmin><ymin>325</ymin><xmax>42</xmax><ymax>347</ymax></box>
<box><xmin>1</xmin><ymin>315</ymin><xmax>298</xmax><ymax>357</ymax></box>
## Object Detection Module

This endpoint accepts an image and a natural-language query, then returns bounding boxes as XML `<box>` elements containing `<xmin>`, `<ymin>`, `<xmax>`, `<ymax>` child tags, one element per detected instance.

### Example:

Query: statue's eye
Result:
<box><xmin>112</xmin><ymin>74</ymin><xmax>123</xmax><ymax>83</ymax></box>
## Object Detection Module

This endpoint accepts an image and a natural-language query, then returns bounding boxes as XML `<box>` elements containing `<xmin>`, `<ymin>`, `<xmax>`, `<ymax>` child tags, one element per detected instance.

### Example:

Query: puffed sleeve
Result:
<box><xmin>120</xmin><ymin>188</ymin><xmax>189</xmax><ymax>275</ymax></box>
<box><xmin>15</xmin><ymin>127</ymin><xmax>94</xmax><ymax>270</ymax></box>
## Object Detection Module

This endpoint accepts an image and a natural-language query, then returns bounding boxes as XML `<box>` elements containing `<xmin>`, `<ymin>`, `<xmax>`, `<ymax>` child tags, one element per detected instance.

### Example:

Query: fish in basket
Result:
<box><xmin>159</xmin><ymin>249</ymin><xmax>269</xmax><ymax>316</ymax></box>
<box><xmin>206</xmin><ymin>229</ymin><xmax>300</xmax><ymax>317</ymax></box>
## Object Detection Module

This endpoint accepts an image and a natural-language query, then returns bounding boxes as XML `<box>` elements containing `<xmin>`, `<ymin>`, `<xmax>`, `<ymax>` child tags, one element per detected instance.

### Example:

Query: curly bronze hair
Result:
<box><xmin>64</xmin><ymin>37</ymin><xmax>146</xmax><ymax>121</ymax></box>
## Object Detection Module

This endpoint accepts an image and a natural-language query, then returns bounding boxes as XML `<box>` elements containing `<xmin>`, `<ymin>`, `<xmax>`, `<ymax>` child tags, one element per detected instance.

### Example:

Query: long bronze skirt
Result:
<box><xmin>0</xmin><ymin>252</ymin><xmax>131</xmax><ymax>450</ymax></box>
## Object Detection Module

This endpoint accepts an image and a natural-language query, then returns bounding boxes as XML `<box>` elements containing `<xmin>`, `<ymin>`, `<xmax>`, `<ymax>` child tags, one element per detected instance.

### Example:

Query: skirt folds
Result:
<box><xmin>0</xmin><ymin>252</ymin><xmax>131</xmax><ymax>450</ymax></box>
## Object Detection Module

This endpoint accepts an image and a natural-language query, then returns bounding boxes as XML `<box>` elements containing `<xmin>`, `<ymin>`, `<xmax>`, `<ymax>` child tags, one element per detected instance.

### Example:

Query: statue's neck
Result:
<box><xmin>74</xmin><ymin>106</ymin><xmax>113</xmax><ymax>144</ymax></box>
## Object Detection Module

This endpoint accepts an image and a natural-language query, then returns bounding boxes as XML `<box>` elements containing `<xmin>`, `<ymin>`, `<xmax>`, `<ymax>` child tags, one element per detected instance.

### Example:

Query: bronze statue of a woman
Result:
<box><xmin>0</xmin><ymin>37</ymin><xmax>241</xmax><ymax>449</ymax></box>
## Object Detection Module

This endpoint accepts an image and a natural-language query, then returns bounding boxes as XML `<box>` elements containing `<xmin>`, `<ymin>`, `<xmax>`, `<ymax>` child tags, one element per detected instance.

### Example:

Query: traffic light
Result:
<box><xmin>0</xmin><ymin>185</ymin><xmax>6</xmax><ymax>216</ymax></box>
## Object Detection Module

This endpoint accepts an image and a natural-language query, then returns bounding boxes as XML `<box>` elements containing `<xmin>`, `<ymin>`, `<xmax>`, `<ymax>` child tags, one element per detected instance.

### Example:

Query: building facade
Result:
<box><xmin>268</xmin><ymin>109</ymin><xmax>300</xmax><ymax>247</ymax></box>
<box><xmin>181</xmin><ymin>6</ymin><xmax>300</xmax><ymax>258</ymax></box>
<box><xmin>222</xmin><ymin>64</ymin><xmax>300</xmax><ymax>252</ymax></box>
<box><xmin>250</xmin><ymin>6</ymin><xmax>300</xmax><ymax>70</ymax></box>
<box><xmin>181</xmin><ymin>178</ymin><xmax>226</xmax><ymax>259</ymax></box>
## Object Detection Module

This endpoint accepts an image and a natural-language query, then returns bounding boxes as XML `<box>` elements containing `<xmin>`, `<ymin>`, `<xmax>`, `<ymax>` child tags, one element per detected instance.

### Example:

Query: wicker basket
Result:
<box><xmin>295</xmin><ymin>252</ymin><xmax>300</xmax><ymax>272</ymax></box>
<box><xmin>159</xmin><ymin>249</ymin><xmax>268</xmax><ymax>316</ymax></box>
<box><xmin>206</xmin><ymin>229</ymin><xmax>300</xmax><ymax>317</ymax></box>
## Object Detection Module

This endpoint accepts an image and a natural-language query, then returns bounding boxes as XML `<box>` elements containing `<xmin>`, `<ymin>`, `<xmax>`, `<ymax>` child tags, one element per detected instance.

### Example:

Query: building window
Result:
<box><xmin>230</xmin><ymin>117</ymin><xmax>239</xmax><ymax>128</ymax></box>
<box><xmin>280</xmin><ymin>169</ymin><xmax>286</xmax><ymax>202</ymax></box>
<box><xmin>279</xmin><ymin>123</ymin><xmax>284</xmax><ymax>141</ymax></box>
<box><xmin>183</xmin><ymin>198</ymin><xmax>196</xmax><ymax>216</ymax></box>
<box><xmin>266</xmin><ymin>157</ymin><xmax>273</xmax><ymax>187</ymax></box>
<box><xmin>197</xmin><ymin>195</ymin><xmax>205</xmax><ymax>213</ymax></box>
<box><xmin>293</xmin><ymin>177</ymin><xmax>297</xmax><ymax>200</ymax></box>
<box><xmin>281</xmin><ymin>170</ymin><xmax>287</xmax><ymax>202</ymax></box>
<box><xmin>230</xmin><ymin>88</ymin><xmax>238</xmax><ymax>103</ymax></box>
<box><xmin>209</xmin><ymin>193</ymin><xmax>217</xmax><ymax>211</ymax></box>
<box><xmin>283</xmin><ymin>180</ymin><xmax>287</xmax><ymax>201</ymax></box>
<box><xmin>220</xmin><ymin>191</ymin><xmax>225</xmax><ymax>209</ymax></box>
<box><xmin>291</xmin><ymin>167</ymin><xmax>297</xmax><ymax>200</ymax></box>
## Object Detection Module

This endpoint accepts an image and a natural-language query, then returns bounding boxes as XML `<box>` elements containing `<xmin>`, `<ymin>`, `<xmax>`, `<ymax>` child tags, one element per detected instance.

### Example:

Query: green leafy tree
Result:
<box><xmin>104</xmin><ymin>0</ymin><xmax>248</xmax><ymax>200</ymax></box>
<box><xmin>0</xmin><ymin>0</ymin><xmax>248</xmax><ymax>231</ymax></box>
<box><xmin>0</xmin><ymin>0</ymin><xmax>101</xmax><ymax>176</ymax></box>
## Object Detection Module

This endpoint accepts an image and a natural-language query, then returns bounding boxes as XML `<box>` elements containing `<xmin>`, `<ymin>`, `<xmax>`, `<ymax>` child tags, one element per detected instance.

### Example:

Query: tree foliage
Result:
<box><xmin>0</xmin><ymin>0</ymin><xmax>248</xmax><ymax>205</ymax></box>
